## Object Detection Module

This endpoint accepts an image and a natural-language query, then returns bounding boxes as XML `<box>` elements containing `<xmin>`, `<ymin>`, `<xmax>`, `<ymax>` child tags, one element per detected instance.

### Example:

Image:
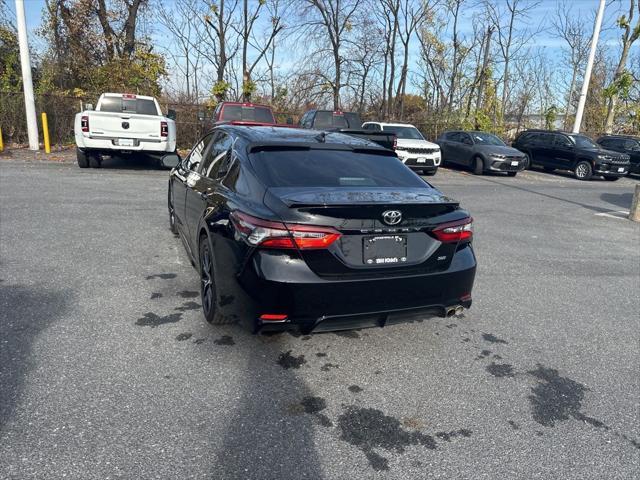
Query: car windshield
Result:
<box><xmin>222</xmin><ymin>105</ymin><xmax>275</xmax><ymax>123</ymax></box>
<box><xmin>382</xmin><ymin>126</ymin><xmax>425</xmax><ymax>140</ymax></box>
<box><xmin>99</xmin><ymin>97</ymin><xmax>159</xmax><ymax>115</ymax></box>
<box><xmin>470</xmin><ymin>132</ymin><xmax>505</xmax><ymax>146</ymax></box>
<box><xmin>250</xmin><ymin>149</ymin><xmax>426</xmax><ymax>188</ymax></box>
<box><xmin>569</xmin><ymin>135</ymin><xmax>598</xmax><ymax>149</ymax></box>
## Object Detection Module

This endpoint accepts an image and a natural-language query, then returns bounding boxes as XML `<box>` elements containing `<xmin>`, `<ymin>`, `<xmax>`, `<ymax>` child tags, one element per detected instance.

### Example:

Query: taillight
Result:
<box><xmin>161</xmin><ymin>121</ymin><xmax>168</xmax><ymax>137</ymax></box>
<box><xmin>393</xmin><ymin>135</ymin><xmax>397</xmax><ymax>150</ymax></box>
<box><xmin>81</xmin><ymin>115</ymin><xmax>89</xmax><ymax>132</ymax></box>
<box><xmin>230</xmin><ymin>211</ymin><xmax>341</xmax><ymax>250</ymax></box>
<box><xmin>431</xmin><ymin>217</ymin><xmax>473</xmax><ymax>243</ymax></box>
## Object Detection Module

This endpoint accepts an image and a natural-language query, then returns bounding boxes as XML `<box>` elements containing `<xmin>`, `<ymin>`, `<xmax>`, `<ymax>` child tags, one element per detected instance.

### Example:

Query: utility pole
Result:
<box><xmin>15</xmin><ymin>0</ymin><xmax>39</xmax><ymax>150</ymax></box>
<box><xmin>572</xmin><ymin>0</ymin><xmax>606</xmax><ymax>134</ymax></box>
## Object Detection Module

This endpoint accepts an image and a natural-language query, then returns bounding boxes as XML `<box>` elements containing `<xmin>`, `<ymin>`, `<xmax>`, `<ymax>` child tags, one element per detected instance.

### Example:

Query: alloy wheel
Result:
<box><xmin>200</xmin><ymin>246</ymin><xmax>215</xmax><ymax>317</ymax></box>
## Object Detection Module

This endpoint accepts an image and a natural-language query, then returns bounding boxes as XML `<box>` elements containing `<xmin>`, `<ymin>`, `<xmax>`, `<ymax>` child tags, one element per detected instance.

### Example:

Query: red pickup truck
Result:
<box><xmin>200</xmin><ymin>102</ymin><xmax>294</xmax><ymax>128</ymax></box>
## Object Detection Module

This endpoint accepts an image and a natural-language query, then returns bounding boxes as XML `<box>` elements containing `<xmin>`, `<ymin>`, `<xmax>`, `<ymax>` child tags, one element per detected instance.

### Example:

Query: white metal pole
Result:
<box><xmin>15</xmin><ymin>0</ymin><xmax>39</xmax><ymax>150</ymax></box>
<box><xmin>573</xmin><ymin>0</ymin><xmax>606</xmax><ymax>133</ymax></box>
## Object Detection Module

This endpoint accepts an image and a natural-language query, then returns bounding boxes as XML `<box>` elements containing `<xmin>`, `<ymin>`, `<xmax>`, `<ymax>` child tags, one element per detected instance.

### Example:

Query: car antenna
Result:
<box><xmin>315</xmin><ymin>131</ymin><xmax>327</xmax><ymax>143</ymax></box>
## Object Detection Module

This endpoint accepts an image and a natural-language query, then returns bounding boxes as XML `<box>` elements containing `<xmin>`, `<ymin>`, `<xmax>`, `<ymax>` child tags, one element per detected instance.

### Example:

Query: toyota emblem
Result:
<box><xmin>122</xmin><ymin>121</ymin><xmax>130</xmax><ymax>129</ymax></box>
<box><xmin>382</xmin><ymin>210</ymin><xmax>402</xmax><ymax>225</ymax></box>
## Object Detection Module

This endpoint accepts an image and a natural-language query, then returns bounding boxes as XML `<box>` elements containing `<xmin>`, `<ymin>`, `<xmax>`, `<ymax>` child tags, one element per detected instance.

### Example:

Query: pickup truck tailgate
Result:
<box><xmin>86</xmin><ymin>112</ymin><xmax>163</xmax><ymax>139</ymax></box>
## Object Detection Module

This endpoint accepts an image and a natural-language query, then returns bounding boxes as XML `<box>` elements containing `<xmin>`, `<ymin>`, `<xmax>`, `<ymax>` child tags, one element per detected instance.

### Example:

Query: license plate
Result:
<box><xmin>118</xmin><ymin>138</ymin><xmax>134</xmax><ymax>147</ymax></box>
<box><xmin>363</xmin><ymin>235</ymin><xmax>408</xmax><ymax>265</ymax></box>
<box><xmin>511</xmin><ymin>161</ymin><xmax>519</xmax><ymax>166</ymax></box>
<box><xmin>417</xmin><ymin>157</ymin><xmax>427</xmax><ymax>163</ymax></box>
<box><xmin>618</xmin><ymin>167</ymin><xmax>625</xmax><ymax>173</ymax></box>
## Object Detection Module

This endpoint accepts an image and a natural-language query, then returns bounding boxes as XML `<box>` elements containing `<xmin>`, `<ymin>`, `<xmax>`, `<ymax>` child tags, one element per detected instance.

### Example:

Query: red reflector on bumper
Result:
<box><xmin>259</xmin><ymin>314</ymin><xmax>288</xmax><ymax>322</ymax></box>
<box><xmin>460</xmin><ymin>293</ymin><xmax>472</xmax><ymax>302</ymax></box>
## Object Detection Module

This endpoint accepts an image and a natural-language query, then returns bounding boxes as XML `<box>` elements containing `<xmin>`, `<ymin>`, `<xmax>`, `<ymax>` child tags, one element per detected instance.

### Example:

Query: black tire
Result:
<box><xmin>424</xmin><ymin>169</ymin><xmax>437</xmax><ymax>176</ymax></box>
<box><xmin>543</xmin><ymin>166</ymin><xmax>555</xmax><ymax>172</ymax></box>
<box><xmin>574</xmin><ymin>160</ymin><xmax>593</xmax><ymax>181</ymax></box>
<box><xmin>603</xmin><ymin>176</ymin><xmax>619</xmax><ymax>181</ymax></box>
<box><xmin>523</xmin><ymin>154</ymin><xmax>532</xmax><ymax>170</ymax></box>
<box><xmin>199</xmin><ymin>236</ymin><xmax>233</xmax><ymax>325</ymax></box>
<box><xmin>507</xmin><ymin>172</ymin><xmax>517</xmax><ymax>177</ymax></box>
<box><xmin>88</xmin><ymin>153</ymin><xmax>101</xmax><ymax>168</ymax></box>
<box><xmin>76</xmin><ymin>148</ymin><xmax>89</xmax><ymax>168</ymax></box>
<box><xmin>473</xmin><ymin>156</ymin><xmax>484</xmax><ymax>175</ymax></box>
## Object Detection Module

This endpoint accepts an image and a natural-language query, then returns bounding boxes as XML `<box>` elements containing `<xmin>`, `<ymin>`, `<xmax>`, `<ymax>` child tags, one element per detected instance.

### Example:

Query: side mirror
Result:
<box><xmin>463</xmin><ymin>138</ymin><xmax>473</xmax><ymax>146</ymax></box>
<box><xmin>167</xmin><ymin>109</ymin><xmax>177</xmax><ymax>120</ymax></box>
<box><xmin>161</xmin><ymin>153</ymin><xmax>181</xmax><ymax>169</ymax></box>
<box><xmin>286</xmin><ymin>116</ymin><xmax>294</xmax><ymax>125</ymax></box>
<box><xmin>85</xmin><ymin>104</ymin><xmax>94</xmax><ymax>111</ymax></box>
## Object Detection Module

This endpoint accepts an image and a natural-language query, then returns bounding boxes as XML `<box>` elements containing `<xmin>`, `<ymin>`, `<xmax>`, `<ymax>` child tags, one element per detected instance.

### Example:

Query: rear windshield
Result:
<box><xmin>382</xmin><ymin>126</ymin><xmax>424</xmax><ymax>140</ymax></box>
<box><xmin>222</xmin><ymin>105</ymin><xmax>275</xmax><ymax>123</ymax></box>
<box><xmin>99</xmin><ymin>97</ymin><xmax>159</xmax><ymax>115</ymax></box>
<box><xmin>250</xmin><ymin>149</ymin><xmax>426</xmax><ymax>188</ymax></box>
<box><xmin>314</xmin><ymin>112</ymin><xmax>363</xmax><ymax>129</ymax></box>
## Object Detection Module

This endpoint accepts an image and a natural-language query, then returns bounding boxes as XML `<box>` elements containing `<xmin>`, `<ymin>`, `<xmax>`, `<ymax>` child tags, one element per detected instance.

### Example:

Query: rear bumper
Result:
<box><xmin>76</xmin><ymin>135</ymin><xmax>175</xmax><ymax>153</ymax></box>
<box><xmin>239</xmin><ymin>244</ymin><xmax>477</xmax><ymax>334</ymax></box>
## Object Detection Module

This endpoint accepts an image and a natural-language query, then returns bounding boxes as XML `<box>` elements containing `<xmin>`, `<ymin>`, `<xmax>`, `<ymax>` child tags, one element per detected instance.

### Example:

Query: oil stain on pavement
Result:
<box><xmin>174</xmin><ymin>301</ymin><xmax>201</xmax><ymax>312</ymax></box>
<box><xmin>482</xmin><ymin>333</ymin><xmax>508</xmax><ymax>344</ymax></box>
<box><xmin>337</xmin><ymin>406</ymin><xmax>439</xmax><ymax>471</ymax></box>
<box><xmin>527</xmin><ymin>364</ymin><xmax>607</xmax><ymax>428</ymax></box>
<box><xmin>176</xmin><ymin>332</ymin><xmax>192</xmax><ymax>341</ymax></box>
<box><xmin>486</xmin><ymin>362</ymin><xmax>515</xmax><ymax>378</ymax></box>
<box><xmin>214</xmin><ymin>335</ymin><xmax>235</xmax><ymax>346</ymax></box>
<box><xmin>177</xmin><ymin>290</ymin><xmax>199</xmax><ymax>298</ymax></box>
<box><xmin>277</xmin><ymin>351</ymin><xmax>306</xmax><ymax>369</ymax></box>
<box><xmin>145</xmin><ymin>273</ymin><xmax>177</xmax><ymax>280</ymax></box>
<box><xmin>135</xmin><ymin>312</ymin><xmax>182</xmax><ymax>328</ymax></box>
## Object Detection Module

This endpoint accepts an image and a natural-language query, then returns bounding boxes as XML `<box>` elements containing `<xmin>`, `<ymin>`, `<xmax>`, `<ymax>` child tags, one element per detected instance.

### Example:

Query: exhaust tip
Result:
<box><xmin>455</xmin><ymin>306</ymin><xmax>464</xmax><ymax>315</ymax></box>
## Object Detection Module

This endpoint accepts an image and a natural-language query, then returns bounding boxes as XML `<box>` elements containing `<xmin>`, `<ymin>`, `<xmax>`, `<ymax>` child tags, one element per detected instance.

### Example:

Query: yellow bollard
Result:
<box><xmin>42</xmin><ymin>112</ymin><xmax>51</xmax><ymax>154</ymax></box>
<box><xmin>0</xmin><ymin>126</ymin><xmax>3</xmax><ymax>152</ymax></box>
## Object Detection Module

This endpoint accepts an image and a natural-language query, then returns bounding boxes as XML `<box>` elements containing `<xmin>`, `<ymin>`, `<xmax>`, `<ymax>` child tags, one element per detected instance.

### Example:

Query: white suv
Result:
<box><xmin>362</xmin><ymin>122</ymin><xmax>441</xmax><ymax>175</ymax></box>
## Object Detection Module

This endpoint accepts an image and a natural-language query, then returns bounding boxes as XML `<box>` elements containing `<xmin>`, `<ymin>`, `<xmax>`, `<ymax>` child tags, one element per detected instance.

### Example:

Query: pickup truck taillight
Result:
<box><xmin>161</xmin><ymin>121</ymin><xmax>168</xmax><ymax>137</ymax></box>
<box><xmin>81</xmin><ymin>115</ymin><xmax>89</xmax><ymax>133</ymax></box>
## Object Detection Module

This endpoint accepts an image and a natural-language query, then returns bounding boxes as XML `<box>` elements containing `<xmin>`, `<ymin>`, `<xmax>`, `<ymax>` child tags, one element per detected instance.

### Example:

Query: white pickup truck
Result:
<box><xmin>74</xmin><ymin>93</ymin><xmax>177</xmax><ymax>168</ymax></box>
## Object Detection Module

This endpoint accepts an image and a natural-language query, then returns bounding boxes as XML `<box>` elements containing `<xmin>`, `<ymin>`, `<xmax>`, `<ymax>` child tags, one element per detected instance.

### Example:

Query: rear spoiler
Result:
<box><xmin>216</xmin><ymin>120</ymin><xmax>296</xmax><ymax>128</ymax></box>
<box><xmin>246</xmin><ymin>141</ymin><xmax>392</xmax><ymax>154</ymax></box>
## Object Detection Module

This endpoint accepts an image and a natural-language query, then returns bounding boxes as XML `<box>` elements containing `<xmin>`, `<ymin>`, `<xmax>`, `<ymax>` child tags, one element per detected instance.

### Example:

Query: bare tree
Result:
<box><xmin>486</xmin><ymin>0</ymin><xmax>541</xmax><ymax>119</ymax></box>
<box><xmin>604</xmin><ymin>0</ymin><xmax>640</xmax><ymax>133</ymax></box>
<box><xmin>552</xmin><ymin>1</ymin><xmax>590</xmax><ymax>130</ymax></box>
<box><xmin>234</xmin><ymin>0</ymin><xmax>284</xmax><ymax>101</ymax></box>
<box><xmin>395</xmin><ymin>0</ymin><xmax>432</xmax><ymax>119</ymax></box>
<box><xmin>300</xmin><ymin>0</ymin><xmax>363</xmax><ymax>109</ymax></box>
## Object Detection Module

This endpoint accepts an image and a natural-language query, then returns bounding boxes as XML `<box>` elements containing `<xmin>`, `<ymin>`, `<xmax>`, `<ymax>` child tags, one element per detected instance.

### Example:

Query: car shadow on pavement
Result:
<box><xmin>600</xmin><ymin>192</ymin><xmax>633</xmax><ymax>210</ymax></box>
<box><xmin>213</xmin><ymin>328</ymin><xmax>324</xmax><ymax>479</ymax></box>
<box><xmin>0</xmin><ymin>284</ymin><xmax>68</xmax><ymax>430</ymax></box>
<box><xmin>99</xmin><ymin>154</ymin><xmax>167</xmax><ymax>171</ymax></box>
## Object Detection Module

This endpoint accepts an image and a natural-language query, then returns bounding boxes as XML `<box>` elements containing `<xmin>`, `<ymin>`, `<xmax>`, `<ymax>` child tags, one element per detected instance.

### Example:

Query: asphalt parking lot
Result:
<box><xmin>1</xmin><ymin>157</ymin><xmax>638</xmax><ymax>479</ymax></box>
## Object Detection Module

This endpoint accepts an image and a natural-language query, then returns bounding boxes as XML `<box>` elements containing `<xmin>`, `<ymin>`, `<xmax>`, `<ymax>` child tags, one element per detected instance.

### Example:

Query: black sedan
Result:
<box><xmin>436</xmin><ymin>130</ymin><xmax>527</xmax><ymax>176</ymax></box>
<box><xmin>167</xmin><ymin>125</ymin><xmax>476</xmax><ymax>334</ymax></box>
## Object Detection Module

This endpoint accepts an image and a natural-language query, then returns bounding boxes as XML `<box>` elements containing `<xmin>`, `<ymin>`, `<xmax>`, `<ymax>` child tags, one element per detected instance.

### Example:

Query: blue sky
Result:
<box><xmin>9</xmin><ymin>0</ymin><xmax>635</xmax><ymax>49</ymax></box>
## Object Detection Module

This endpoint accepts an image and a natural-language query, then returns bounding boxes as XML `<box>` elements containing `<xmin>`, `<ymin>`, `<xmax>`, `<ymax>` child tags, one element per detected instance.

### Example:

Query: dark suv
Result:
<box><xmin>512</xmin><ymin>130</ymin><xmax>631</xmax><ymax>181</ymax></box>
<box><xmin>596</xmin><ymin>135</ymin><xmax>640</xmax><ymax>175</ymax></box>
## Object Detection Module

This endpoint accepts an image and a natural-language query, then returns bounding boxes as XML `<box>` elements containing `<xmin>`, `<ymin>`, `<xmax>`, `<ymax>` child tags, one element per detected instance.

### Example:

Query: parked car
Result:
<box><xmin>513</xmin><ymin>130</ymin><xmax>631</xmax><ymax>181</ymax></box>
<box><xmin>436</xmin><ymin>131</ymin><xmax>526</xmax><ymax>176</ymax></box>
<box><xmin>200</xmin><ymin>101</ymin><xmax>285</xmax><ymax>129</ymax></box>
<box><xmin>299</xmin><ymin>110</ymin><xmax>396</xmax><ymax>150</ymax></box>
<box><xmin>74</xmin><ymin>93</ymin><xmax>177</xmax><ymax>168</ymax></box>
<box><xmin>362</xmin><ymin>122</ymin><xmax>441</xmax><ymax>175</ymax></box>
<box><xmin>596</xmin><ymin>135</ymin><xmax>640</xmax><ymax>175</ymax></box>
<box><xmin>167</xmin><ymin>125</ymin><xmax>476</xmax><ymax>334</ymax></box>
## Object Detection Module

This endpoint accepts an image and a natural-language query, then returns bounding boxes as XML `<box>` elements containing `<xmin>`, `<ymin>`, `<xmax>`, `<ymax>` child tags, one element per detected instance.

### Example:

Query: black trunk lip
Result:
<box><xmin>268</xmin><ymin>187</ymin><xmax>459</xmax><ymax>208</ymax></box>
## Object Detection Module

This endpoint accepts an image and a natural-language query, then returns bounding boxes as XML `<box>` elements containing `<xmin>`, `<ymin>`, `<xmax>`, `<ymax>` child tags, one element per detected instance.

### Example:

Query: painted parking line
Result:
<box><xmin>595</xmin><ymin>210</ymin><xmax>630</xmax><ymax>220</ymax></box>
